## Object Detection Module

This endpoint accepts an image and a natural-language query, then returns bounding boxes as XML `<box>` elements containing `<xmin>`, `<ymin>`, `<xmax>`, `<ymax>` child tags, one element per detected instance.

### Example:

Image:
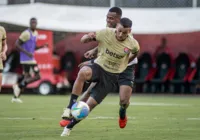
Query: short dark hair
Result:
<box><xmin>120</xmin><ymin>18</ymin><xmax>132</xmax><ymax>28</ymax></box>
<box><xmin>109</xmin><ymin>7</ymin><xmax>122</xmax><ymax>17</ymax></box>
<box><xmin>30</xmin><ymin>17</ymin><xmax>37</xmax><ymax>21</ymax></box>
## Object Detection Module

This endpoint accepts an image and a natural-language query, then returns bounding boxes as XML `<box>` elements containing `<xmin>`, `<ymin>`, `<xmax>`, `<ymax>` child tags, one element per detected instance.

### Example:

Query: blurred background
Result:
<box><xmin>0</xmin><ymin>0</ymin><xmax>200</xmax><ymax>95</ymax></box>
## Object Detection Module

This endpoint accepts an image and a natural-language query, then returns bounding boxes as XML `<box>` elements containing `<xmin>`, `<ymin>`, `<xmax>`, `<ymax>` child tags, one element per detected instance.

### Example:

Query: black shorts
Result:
<box><xmin>22</xmin><ymin>64</ymin><xmax>40</xmax><ymax>74</ymax></box>
<box><xmin>87</xmin><ymin>63</ymin><xmax>119</xmax><ymax>104</ymax></box>
<box><xmin>118</xmin><ymin>64</ymin><xmax>135</xmax><ymax>88</ymax></box>
<box><xmin>0</xmin><ymin>69</ymin><xmax>3</xmax><ymax>73</ymax></box>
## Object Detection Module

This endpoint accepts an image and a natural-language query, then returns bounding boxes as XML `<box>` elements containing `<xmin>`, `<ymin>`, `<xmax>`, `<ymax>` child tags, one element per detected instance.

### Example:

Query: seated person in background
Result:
<box><xmin>154</xmin><ymin>37</ymin><xmax>173</xmax><ymax>59</ymax></box>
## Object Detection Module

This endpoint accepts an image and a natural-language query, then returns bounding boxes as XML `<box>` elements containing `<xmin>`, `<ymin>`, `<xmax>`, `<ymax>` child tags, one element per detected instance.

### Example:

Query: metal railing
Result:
<box><xmin>6</xmin><ymin>0</ymin><xmax>200</xmax><ymax>8</ymax></box>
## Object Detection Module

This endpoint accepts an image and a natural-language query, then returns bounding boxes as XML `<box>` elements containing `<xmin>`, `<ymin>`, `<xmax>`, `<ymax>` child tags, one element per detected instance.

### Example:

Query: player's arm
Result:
<box><xmin>35</xmin><ymin>43</ymin><xmax>48</xmax><ymax>50</ymax></box>
<box><xmin>80</xmin><ymin>32</ymin><xmax>96</xmax><ymax>43</ymax></box>
<box><xmin>81</xmin><ymin>28</ymin><xmax>108</xmax><ymax>43</ymax></box>
<box><xmin>84</xmin><ymin>47</ymin><xmax>98</xmax><ymax>59</ymax></box>
<box><xmin>128</xmin><ymin>41</ymin><xmax>140</xmax><ymax>63</ymax></box>
<box><xmin>0</xmin><ymin>27</ymin><xmax>7</xmax><ymax>60</ymax></box>
<box><xmin>15</xmin><ymin>39</ymin><xmax>33</xmax><ymax>57</ymax></box>
<box><xmin>128</xmin><ymin>50</ymin><xmax>139</xmax><ymax>63</ymax></box>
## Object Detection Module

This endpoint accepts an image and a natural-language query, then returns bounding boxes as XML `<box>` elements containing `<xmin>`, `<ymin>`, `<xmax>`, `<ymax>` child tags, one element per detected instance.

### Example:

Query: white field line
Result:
<box><xmin>186</xmin><ymin>118</ymin><xmax>200</xmax><ymax>120</ymax></box>
<box><xmin>0</xmin><ymin>117</ymin><xmax>199</xmax><ymax>120</ymax></box>
<box><xmin>103</xmin><ymin>102</ymin><xmax>191</xmax><ymax>107</ymax></box>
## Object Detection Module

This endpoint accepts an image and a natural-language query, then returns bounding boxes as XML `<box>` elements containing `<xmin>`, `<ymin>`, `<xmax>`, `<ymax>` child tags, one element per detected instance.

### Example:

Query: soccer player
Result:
<box><xmin>12</xmin><ymin>18</ymin><xmax>47</xmax><ymax>103</ymax></box>
<box><xmin>61</xmin><ymin>17</ymin><xmax>140</xmax><ymax>136</ymax></box>
<box><xmin>61</xmin><ymin>7</ymin><xmax>138</xmax><ymax>129</ymax></box>
<box><xmin>0</xmin><ymin>26</ymin><xmax>8</xmax><ymax>91</ymax></box>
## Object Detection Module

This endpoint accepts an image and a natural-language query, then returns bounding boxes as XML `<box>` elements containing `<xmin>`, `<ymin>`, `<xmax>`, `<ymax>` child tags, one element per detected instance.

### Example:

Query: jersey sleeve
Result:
<box><xmin>1</xmin><ymin>27</ymin><xmax>6</xmax><ymax>40</ymax></box>
<box><xmin>132</xmin><ymin>40</ymin><xmax>140</xmax><ymax>54</ymax></box>
<box><xmin>19</xmin><ymin>30</ymin><xmax>30</xmax><ymax>42</ymax></box>
<box><xmin>96</xmin><ymin>28</ymin><xmax>108</xmax><ymax>42</ymax></box>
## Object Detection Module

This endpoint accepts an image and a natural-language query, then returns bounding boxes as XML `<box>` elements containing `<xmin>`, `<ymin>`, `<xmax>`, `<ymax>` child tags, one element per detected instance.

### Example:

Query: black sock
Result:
<box><xmin>119</xmin><ymin>106</ymin><xmax>126</xmax><ymax>120</ymax></box>
<box><xmin>67</xmin><ymin>94</ymin><xmax>78</xmax><ymax>109</ymax></box>
<box><xmin>66</xmin><ymin>118</ymin><xmax>80</xmax><ymax>129</ymax></box>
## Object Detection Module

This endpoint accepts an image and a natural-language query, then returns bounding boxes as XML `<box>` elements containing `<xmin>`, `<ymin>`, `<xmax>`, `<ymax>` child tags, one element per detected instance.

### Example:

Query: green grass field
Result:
<box><xmin>0</xmin><ymin>94</ymin><xmax>200</xmax><ymax>140</ymax></box>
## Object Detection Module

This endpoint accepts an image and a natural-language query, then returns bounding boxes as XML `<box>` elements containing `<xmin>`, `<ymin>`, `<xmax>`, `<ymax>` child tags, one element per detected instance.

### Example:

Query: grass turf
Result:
<box><xmin>0</xmin><ymin>94</ymin><xmax>200</xmax><ymax>140</ymax></box>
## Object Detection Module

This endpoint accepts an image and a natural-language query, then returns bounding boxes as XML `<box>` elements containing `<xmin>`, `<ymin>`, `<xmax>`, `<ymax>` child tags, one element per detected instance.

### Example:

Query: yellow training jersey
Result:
<box><xmin>95</xmin><ymin>28</ymin><xmax>140</xmax><ymax>73</ymax></box>
<box><xmin>19</xmin><ymin>30</ymin><xmax>38</xmax><ymax>42</ymax></box>
<box><xmin>0</xmin><ymin>26</ymin><xmax>6</xmax><ymax>53</ymax></box>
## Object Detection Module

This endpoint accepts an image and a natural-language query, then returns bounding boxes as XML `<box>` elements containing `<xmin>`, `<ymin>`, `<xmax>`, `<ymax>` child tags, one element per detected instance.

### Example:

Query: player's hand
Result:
<box><xmin>84</xmin><ymin>50</ymin><xmax>95</xmax><ymax>59</ymax></box>
<box><xmin>78</xmin><ymin>60</ymin><xmax>92</xmax><ymax>68</ymax></box>
<box><xmin>88</xmin><ymin>32</ymin><xmax>96</xmax><ymax>40</ymax></box>
<box><xmin>0</xmin><ymin>52</ymin><xmax>7</xmax><ymax>61</ymax></box>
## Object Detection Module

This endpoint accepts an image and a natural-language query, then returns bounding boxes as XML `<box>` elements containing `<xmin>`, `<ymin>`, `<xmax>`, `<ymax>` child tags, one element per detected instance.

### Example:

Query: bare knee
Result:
<box><xmin>77</xmin><ymin>66</ymin><xmax>92</xmax><ymax>81</ymax></box>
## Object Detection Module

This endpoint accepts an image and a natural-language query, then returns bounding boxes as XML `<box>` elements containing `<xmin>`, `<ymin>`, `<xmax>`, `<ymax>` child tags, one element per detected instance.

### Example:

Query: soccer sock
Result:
<box><xmin>119</xmin><ymin>106</ymin><xmax>126</xmax><ymax>120</ymax></box>
<box><xmin>67</xmin><ymin>94</ymin><xmax>78</xmax><ymax>109</ymax></box>
<box><xmin>119</xmin><ymin>104</ymin><xmax>129</xmax><ymax>119</ymax></box>
<box><xmin>66</xmin><ymin>118</ymin><xmax>80</xmax><ymax>129</ymax></box>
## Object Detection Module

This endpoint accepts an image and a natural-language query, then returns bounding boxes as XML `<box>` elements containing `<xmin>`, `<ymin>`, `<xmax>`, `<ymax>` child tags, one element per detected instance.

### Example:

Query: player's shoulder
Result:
<box><xmin>21</xmin><ymin>29</ymin><xmax>30</xmax><ymax>35</ymax></box>
<box><xmin>0</xmin><ymin>26</ymin><xmax>5</xmax><ymax>32</ymax></box>
<box><xmin>127</xmin><ymin>34</ymin><xmax>139</xmax><ymax>48</ymax></box>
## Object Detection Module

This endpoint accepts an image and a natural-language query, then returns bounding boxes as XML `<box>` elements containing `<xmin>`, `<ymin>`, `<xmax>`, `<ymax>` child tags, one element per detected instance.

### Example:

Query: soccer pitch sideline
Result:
<box><xmin>0</xmin><ymin>94</ymin><xmax>200</xmax><ymax>140</ymax></box>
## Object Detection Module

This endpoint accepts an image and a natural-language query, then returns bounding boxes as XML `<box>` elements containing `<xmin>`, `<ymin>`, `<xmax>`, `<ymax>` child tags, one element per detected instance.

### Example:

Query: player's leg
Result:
<box><xmin>79</xmin><ymin>82</ymin><xmax>97</xmax><ymax>102</ymax></box>
<box><xmin>12</xmin><ymin>64</ymin><xmax>30</xmax><ymax>103</ymax></box>
<box><xmin>22</xmin><ymin>64</ymin><xmax>40</xmax><ymax>86</ymax></box>
<box><xmin>60</xmin><ymin>82</ymin><xmax>96</xmax><ymax>127</ymax></box>
<box><xmin>61</xmin><ymin>65</ymin><xmax>117</xmax><ymax>136</ymax></box>
<box><xmin>0</xmin><ymin>71</ymin><xmax>2</xmax><ymax>92</ymax></box>
<box><xmin>118</xmin><ymin>85</ymin><xmax>132</xmax><ymax>128</ymax></box>
<box><xmin>61</xmin><ymin>66</ymin><xmax>94</xmax><ymax>120</ymax></box>
<box><xmin>118</xmin><ymin>65</ymin><xmax>135</xmax><ymax>128</ymax></box>
<box><xmin>0</xmin><ymin>61</ymin><xmax>3</xmax><ymax>91</ymax></box>
<box><xmin>61</xmin><ymin>96</ymin><xmax>98</xmax><ymax>136</ymax></box>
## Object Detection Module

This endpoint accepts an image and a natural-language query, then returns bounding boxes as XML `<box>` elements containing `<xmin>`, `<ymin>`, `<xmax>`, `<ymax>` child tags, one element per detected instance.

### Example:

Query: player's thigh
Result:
<box><xmin>86</xmin><ymin>82</ymin><xmax>97</xmax><ymax>93</ymax></box>
<box><xmin>22</xmin><ymin>64</ymin><xmax>31</xmax><ymax>77</ymax></box>
<box><xmin>90</xmin><ymin>78</ymin><xmax>116</xmax><ymax>104</ymax></box>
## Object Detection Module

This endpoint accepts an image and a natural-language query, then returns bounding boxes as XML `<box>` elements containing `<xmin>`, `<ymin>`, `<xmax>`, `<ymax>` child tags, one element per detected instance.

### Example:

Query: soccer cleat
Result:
<box><xmin>119</xmin><ymin>116</ymin><xmax>127</xmax><ymax>128</ymax></box>
<box><xmin>12</xmin><ymin>84</ymin><xmax>21</xmax><ymax>97</ymax></box>
<box><xmin>61</xmin><ymin>108</ymin><xmax>72</xmax><ymax>119</ymax></box>
<box><xmin>59</xmin><ymin>119</ymin><xmax>71</xmax><ymax>127</ymax></box>
<box><xmin>11</xmin><ymin>98</ymin><xmax>23</xmax><ymax>103</ymax></box>
<box><xmin>60</xmin><ymin>127</ymin><xmax>71</xmax><ymax>136</ymax></box>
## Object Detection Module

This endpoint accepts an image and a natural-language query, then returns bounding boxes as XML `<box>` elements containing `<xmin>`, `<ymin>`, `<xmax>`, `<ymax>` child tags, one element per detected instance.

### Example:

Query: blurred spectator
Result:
<box><xmin>154</xmin><ymin>37</ymin><xmax>173</xmax><ymax>59</ymax></box>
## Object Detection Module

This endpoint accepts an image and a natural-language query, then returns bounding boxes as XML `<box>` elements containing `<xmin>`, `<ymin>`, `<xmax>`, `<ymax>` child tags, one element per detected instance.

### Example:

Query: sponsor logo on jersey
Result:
<box><xmin>106</xmin><ymin>48</ymin><xmax>124</xmax><ymax>59</ymax></box>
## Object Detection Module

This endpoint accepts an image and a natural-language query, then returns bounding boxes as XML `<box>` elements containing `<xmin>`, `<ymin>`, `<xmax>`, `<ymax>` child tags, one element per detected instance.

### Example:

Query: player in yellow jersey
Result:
<box><xmin>0</xmin><ymin>26</ymin><xmax>8</xmax><ymax>91</ymax></box>
<box><xmin>61</xmin><ymin>7</ymin><xmax>138</xmax><ymax>129</ymax></box>
<box><xmin>61</xmin><ymin>17</ymin><xmax>140</xmax><ymax>136</ymax></box>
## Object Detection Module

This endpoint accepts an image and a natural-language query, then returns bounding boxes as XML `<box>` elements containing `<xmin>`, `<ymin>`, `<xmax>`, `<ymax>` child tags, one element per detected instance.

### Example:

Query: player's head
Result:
<box><xmin>116</xmin><ymin>17</ymin><xmax>132</xmax><ymax>41</ymax></box>
<box><xmin>106</xmin><ymin>7</ymin><xmax>122</xmax><ymax>28</ymax></box>
<box><xmin>30</xmin><ymin>17</ymin><xmax>37</xmax><ymax>30</ymax></box>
